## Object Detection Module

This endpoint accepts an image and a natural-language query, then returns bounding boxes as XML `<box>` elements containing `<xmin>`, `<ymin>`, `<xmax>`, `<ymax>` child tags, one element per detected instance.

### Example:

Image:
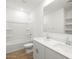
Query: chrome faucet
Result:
<box><xmin>46</xmin><ymin>32</ymin><xmax>50</xmax><ymax>39</ymax></box>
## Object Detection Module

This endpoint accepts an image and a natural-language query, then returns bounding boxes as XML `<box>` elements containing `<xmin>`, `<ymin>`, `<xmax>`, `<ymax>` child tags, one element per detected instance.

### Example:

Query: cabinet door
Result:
<box><xmin>33</xmin><ymin>41</ymin><xmax>45</xmax><ymax>59</ymax></box>
<box><xmin>45</xmin><ymin>48</ymin><xmax>69</xmax><ymax>59</ymax></box>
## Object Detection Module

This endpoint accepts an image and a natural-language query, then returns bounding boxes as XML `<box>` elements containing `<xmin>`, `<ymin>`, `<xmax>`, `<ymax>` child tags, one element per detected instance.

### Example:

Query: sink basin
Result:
<box><xmin>53</xmin><ymin>43</ymin><xmax>72</xmax><ymax>53</ymax></box>
<box><xmin>44</xmin><ymin>39</ymin><xmax>58</xmax><ymax>45</ymax></box>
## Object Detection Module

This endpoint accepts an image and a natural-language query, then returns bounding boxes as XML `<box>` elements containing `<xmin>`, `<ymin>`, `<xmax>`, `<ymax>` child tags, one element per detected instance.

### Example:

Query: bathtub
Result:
<box><xmin>6</xmin><ymin>40</ymin><xmax>32</xmax><ymax>53</ymax></box>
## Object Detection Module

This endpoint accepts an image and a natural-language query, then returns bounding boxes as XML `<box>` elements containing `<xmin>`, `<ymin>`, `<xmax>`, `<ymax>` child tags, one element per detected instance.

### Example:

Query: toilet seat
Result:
<box><xmin>24</xmin><ymin>43</ymin><xmax>33</xmax><ymax>53</ymax></box>
<box><xmin>24</xmin><ymin>43</ymin><xmax>33</xmax><ymax>48</ymax></box>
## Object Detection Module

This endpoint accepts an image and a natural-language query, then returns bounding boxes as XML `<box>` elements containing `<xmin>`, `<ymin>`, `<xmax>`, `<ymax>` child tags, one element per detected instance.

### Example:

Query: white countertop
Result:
<box><xmin>34</xmin><ymin>37</ymin><xmax>72</xmax><ymax>59</ymax></box>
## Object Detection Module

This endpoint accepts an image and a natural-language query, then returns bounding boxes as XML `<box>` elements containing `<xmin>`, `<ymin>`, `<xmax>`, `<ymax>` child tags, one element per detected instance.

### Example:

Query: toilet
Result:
<box><xmin>24</xmin><ymin>43</ymin><xmax>33</xmax><ymax>54</ymax></box>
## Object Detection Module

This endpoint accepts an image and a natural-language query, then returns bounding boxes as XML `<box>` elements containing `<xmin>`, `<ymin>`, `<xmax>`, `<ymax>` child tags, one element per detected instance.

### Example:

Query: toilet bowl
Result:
<box><xmin>24</xmin><ymin>43</ymin><xmax>33</xmax><ymax>54</ymax></box>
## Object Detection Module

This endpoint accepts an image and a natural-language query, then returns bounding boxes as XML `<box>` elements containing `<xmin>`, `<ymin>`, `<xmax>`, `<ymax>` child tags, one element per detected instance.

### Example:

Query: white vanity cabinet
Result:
<box><xmin>33</xmin><ymin>40</ymin><xmax>70</xmax><ymax>59</ymax></box>
<box><xmin>45</xmin><ymin>48</ymin><xmax>69</xmax><ymax>59</ymax></box>
<box><xmin>33</xmin><ymin>41</ymin><xmax>45</xmax><ymax>59</ymax></box>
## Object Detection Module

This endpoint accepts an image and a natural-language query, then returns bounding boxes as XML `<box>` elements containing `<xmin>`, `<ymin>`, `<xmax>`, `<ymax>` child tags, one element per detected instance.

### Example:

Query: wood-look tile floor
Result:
<box><xmin>6</xmin><ymin>49</ymin><xmax>33</xmax><ymax>59</ymax></box>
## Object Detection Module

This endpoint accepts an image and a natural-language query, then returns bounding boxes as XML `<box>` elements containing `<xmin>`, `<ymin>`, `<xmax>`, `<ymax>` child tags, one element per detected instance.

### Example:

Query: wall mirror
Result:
<box><xmin>43</xmin><ymin>0</ymin><xmax>72</xmax><ymax>34</ymax></box>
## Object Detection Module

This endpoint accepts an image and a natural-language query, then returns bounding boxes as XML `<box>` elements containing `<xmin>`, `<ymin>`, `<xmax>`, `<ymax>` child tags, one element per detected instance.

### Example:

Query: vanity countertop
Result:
<box><xmin>34</xmin><ymin>37</ymin><xmax>72</xmax><ymax>59</ymax></box>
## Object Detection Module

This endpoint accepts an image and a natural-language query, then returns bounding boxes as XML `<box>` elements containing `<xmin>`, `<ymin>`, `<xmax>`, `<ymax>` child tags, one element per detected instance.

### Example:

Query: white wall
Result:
<box><xmin>31</xmin><ymin>2</ymin><xmax>44</xmax><ymax>37</ymax></box>
<box><xmin>6</xmin><ymin>8</ymin><xmax>32</xmax><ymax>44</ymax></box>
<box><xmin>6</xmin><ymin>8</ymin><xmax>31</xmax><ymax>23</ymax></box>
<box><xmin>44</xmin><ymin>8</ymin><xmax>65</xmax><ymax>33</ymax></box>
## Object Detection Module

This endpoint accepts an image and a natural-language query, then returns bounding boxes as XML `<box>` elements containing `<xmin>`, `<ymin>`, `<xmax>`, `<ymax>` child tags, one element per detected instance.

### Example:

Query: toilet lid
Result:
<box><xmin>24</xmin><ymin>43</ymin><xmax>33</xmax><ymax>47</ymax></box>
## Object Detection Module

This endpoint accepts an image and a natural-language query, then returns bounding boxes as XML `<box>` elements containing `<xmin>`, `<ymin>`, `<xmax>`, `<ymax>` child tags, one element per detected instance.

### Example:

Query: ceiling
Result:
<box><xmin>44</xmin><ymin>0</ymin><xmax>72</xmax><ymax>15</ymax></box>
<box><xmin>44</xmin><ymin>0</ymin><xmax>66</xmax><ymax>15</ymax></box>
<box><xmin>6</xmin><ymin>0</ymin><xmax>43</xmax><ymax>11</ymax></box>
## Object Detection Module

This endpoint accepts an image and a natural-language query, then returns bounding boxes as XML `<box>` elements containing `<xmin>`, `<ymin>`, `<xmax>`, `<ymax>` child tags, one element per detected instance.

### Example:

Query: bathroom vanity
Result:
<box><xmin>33</xmin><ymin>37</ymin><xmax>72</xmax><ymax>59</ymax></box>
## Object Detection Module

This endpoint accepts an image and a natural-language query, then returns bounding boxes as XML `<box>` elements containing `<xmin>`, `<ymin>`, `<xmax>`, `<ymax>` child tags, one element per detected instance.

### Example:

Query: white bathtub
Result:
<box><xmin>6</xmin><ymin>40</ymin><xmax>31</xmax><ymax>53</ymax></box>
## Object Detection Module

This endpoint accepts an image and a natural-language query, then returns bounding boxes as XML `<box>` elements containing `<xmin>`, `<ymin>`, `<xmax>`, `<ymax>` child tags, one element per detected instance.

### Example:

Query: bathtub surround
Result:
<box><xmin>6</xmin><ymin>8</ymin><xmax>33</xmax><ymax>53</ymax></box>
<box><xmin>6</xmin><ymin>16</ymin><xmax>32</xmax><ymax>53</ymax></box>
